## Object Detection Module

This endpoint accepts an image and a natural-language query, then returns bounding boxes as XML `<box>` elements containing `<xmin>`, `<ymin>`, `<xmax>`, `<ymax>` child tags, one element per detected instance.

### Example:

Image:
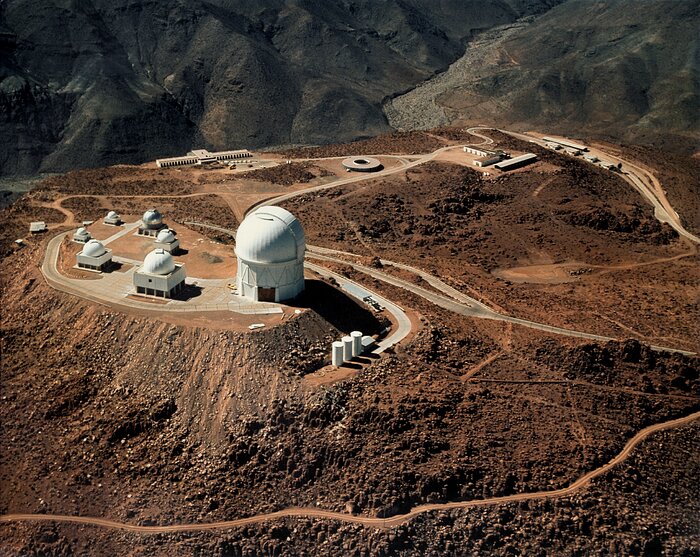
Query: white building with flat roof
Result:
<box><xmin>156</xmin><ymin>149</ymin><xmax>252</xmax><ymax>168</ymax></box>
<box><xmin>235</xmin><ymin>206</ymin><xmax>305</xmax><ymax>302</ymax></box>
<box><xmin>77</xmin><ymin>239</ymin><xmax>112</xmax><ymax>271</ymax></box>
<box><xmin>154</xmin><ymin>229</ymin><xmax>180</xmax><ymax>253</ymax></box>
<box><xmin>133</xmin><ymin>249</ymin><xmax>186</xmax><ymax>298</ymax></box>
<box><xmin>73</xmin><ymin>227</ymin><xmax>91</xmax><ymax>243</ymax></box>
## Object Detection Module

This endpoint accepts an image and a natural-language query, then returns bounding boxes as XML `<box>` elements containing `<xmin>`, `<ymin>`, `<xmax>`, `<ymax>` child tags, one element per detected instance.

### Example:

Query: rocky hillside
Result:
<box><xmin>386</xmin><ymin>0</ymin><xmax>700</xmax><ymax>151</ymax></box>
<box><xmin>0</xmin><ymin>0</ymin><xmax>561</xmax><ymax>175</ymax></box>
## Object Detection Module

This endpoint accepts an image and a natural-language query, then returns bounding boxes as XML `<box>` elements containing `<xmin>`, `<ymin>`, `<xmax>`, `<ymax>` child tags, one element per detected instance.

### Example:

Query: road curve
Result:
<box><xmin>180</xmin><ymin>223</ymin><xmax>412</xmax><ymax>352</ymax></box>
<box><xmin>2</xmin><ymin>411</ymin><xmax>697</xmax><ymax>533</ymax></box>
<box><xmin>255</xmin><ymin>144</ymin><xmax>465</xmax><ymax>211</ymax></box>
<box><xmin>305</xmin><ymin>250</ymin><xmax>695</xmax><ymax>356</ymax></box>
<box><xmin>497</xmin><ymin>128</ymin><xmax>700</xmax><ymax>244</ymax></box>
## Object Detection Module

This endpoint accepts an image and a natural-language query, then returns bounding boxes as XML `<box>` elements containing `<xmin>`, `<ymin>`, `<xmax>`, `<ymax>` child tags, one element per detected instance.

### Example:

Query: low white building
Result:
<box><xmin>73</xmin><ymin>227</ymin><xmax>91</xmax><ymax>243</ymax></box>
<box><xmin>77</xmin><ymin>239</ymin><xmax>112</xmax><ymax>271</ymax></box>
<box><xmin>133</xmin><ymin>249</ymin><xmax>186</xmax><ymax>298</ymax></box>
<box><xmin>104</xmin><ymin>211</ymin><xmax>122</xmax><ymax>226</ymax></box>
<box><xmin>156</xmin><ymin>149</ymin><xmax>252</xmax><ymax>168</ymax></box>
<box><xmin>474</xmin><ymin>155</ymin><xmax>502</xmax><ymax>167</ymax></box>
<box><xmin>153</xmin><ymin>229</ymin><xmax>180</xmax><ymax>253</ymax></box>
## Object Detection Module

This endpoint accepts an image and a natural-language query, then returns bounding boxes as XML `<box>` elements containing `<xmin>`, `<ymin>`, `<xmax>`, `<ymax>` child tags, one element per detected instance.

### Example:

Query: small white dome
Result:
<box><xmin>156</xmin><ymin>229</ymin><xmax>176</xmax><ymax>243</ymax></box>
<box><xmin>82</xmin><ymin>239</ymin><xmax>106</xmax><ymax>257</ymax></box>
<box><xmin>235</xmin><ymin>206</ymin><xmax>305</xmax><ymax>264</ymax></box>
<box><xmin>106</xmin><ymin>210</ymin><xmax>119</xmax><ymax>219</ymax></box>
<box><xmin>142</xmin><ymin>209</ymin><xmax>163</xmax><ymax>227</ymax></box>
<box><xmin>142</xmin><ymin>248</ymin><xmax>175</xmax><ymax>275</ymax></box>
<box><xmin>75</xmin><ymin>227</ymin><xmax>88</xmax><ymax>235</ymax></box>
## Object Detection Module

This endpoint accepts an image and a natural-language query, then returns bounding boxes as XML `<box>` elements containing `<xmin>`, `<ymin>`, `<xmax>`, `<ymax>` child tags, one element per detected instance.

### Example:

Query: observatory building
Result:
<box><xmin>138</xmin><ymin>209</ymin><xmax>166</xmax><ymax>237</ymax></box>
<box><xmin>77</xmin><ymin>239</ymin><xmax>112</xmax><ymax>271</ymax></box>
<box><xmin>235</xmin><ymin>206</ymin><xmax>305</xmax><ymax>302</ymax></box>
<box><xmin>153</xmin><ymin>228</ymin><xmax>180</xmax><ymax>253</ymax></box>
<box><xmin>73</xmin><ymin>227</ymin><xmax>91</xmax><ymax>243</ymax></box>
<box><xmin>104</xmin><ymin>211</ymin><xmax>122</xmax><ymax>226</ymax></box>
<box><xmin>133</xmin><ymin>248</ymin><xmax>186</xmax><ymax>298</ymax></box>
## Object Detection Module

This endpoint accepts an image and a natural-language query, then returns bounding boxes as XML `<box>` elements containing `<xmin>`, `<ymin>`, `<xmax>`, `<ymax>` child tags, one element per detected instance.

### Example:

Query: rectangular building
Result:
<box><xmin>542</xmin><ymin>137</ymin><xmax>588</xmax><ymax>152</ymax></box>
<box><xmin>474</xmin><ymin>155</ymin><xmax>503</xmax><ymax>167</ymax></box>
<box><xmin>156</xmin><ymin>149</ymin><xmax>252</xmax><ymax>168</ymax></box>
<box><xmin>494</xmin><ymin>153</ymin><xmax>538</xmax><ymax>171</ymax></box>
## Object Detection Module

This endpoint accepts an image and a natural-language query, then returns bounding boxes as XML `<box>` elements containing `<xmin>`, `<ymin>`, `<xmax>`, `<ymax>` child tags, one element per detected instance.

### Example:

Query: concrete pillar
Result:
<box><xmin>332</xmin><ymin>341</ymin><xmax>344</xmax><ymax>367</ymax></box>
<box><xmin>351</xmin><ymin>331</ymin><xmax>363</xmax><ymax>357</ymax></box>
<box><xmin>342</xmin><ymin>336</ymin><xmax>353</xmax><ymax>362</ymax></box>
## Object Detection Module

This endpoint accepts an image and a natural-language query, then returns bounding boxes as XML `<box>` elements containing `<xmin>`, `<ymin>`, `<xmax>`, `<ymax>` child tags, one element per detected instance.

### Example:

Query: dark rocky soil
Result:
<box><xmin>243</xmin><ymin>163</ymin><xmax>333</xmax><ymax>187</ymax></box>
<box><xmin>1</xmin><ymin>130</ymin><xmax>698</xmax><ymax>556</ymax></box>
<box><xmin>1</xmin><ymin>235</ymin><xmax>698</xmax><ymax>555</ymax></box>
<box><xmin>284</xmin><ymin>133</ymin><xmax>697</xmax><ymax>349</ymax></box>
<box><xmin>276</xmin><ymin>131</ymin><xmax>446</xmax><ymax>158</ymax></box>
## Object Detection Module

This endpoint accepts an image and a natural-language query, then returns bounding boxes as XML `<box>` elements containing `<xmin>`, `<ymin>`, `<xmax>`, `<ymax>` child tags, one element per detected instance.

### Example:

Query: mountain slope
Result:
<box><xmin>0</xmin><ymin>0</ymin><xmax>560</xmax><ymax>175</ymax></box>
<box><xmin>386</xmin><ymin>0</ymin><xmax>699</xmax><ymax>150</ymax></box>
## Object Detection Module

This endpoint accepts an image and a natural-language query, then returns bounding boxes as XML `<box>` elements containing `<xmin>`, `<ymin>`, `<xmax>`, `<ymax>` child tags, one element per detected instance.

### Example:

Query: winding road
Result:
<box><xmin>499</xmin><ymin>128</ymin><xmax>700</xmax><ymax>244</ymax></box>
<box><xmin>2</xmin><ymin>411</ymin><xmax>697</xmax><ymax>533</ymax></box>
<box><xmin>15</xmin><ymin>126</ymin><xmax>698</xmax><ymax>537</ymax></box>
<box><xmin>305</xmin><ymin>249</ymin><xmax>694</xmax><ymax>356</ymax></box>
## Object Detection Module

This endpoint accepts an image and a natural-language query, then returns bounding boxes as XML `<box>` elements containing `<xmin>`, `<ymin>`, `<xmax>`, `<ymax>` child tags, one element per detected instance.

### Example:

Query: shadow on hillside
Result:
<box><xmin>288</xmin><ymin>279</ymin><xmax>387</xmax><ymax>335</ymax></box>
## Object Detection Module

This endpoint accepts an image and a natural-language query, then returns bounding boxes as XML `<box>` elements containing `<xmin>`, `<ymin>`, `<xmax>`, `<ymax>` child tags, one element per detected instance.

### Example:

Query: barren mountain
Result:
<box><xmin>386</xmin><ymin>0</ymin><xmax>700</xmax><ymax>151</ymax></box>
<box><xmin>0</xmin><ymin>0</ymin><xmax>561</xmax><ymax>175</ymax></box>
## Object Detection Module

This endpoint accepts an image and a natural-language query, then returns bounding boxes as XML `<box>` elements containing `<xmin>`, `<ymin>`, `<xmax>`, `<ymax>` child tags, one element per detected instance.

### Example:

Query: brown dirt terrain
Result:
<box><xmin>275</xmin><ymin>131</ymin><xmax>447</xmax><ymax>158</ymax></box>
<box><xmin>42</xmin><ymin>167</ymin><xmax>196</xmax><ymax>196</ymax></box>
<box><xmin>243</xmin><ymin>163</ymin><xmax>334</xmax><ymax>186</ymax></box>
<box><xmin>1</xmin><ymin>237</ymin><xmax>698</xmax><ymax>555</ymax></box>
<box><xmin>600</xmin><ymin>142</ymin><xmax>700</xmax><ymax>237</ymax></box>
<box><xmin>1</xmin><ymin>129</ymin><xmax>699</xmax><ymax>556</ymax></box>
<box><xmin>284</xmin><ymin>134</ymin><xmax>697</xmax><ymax>350</ymax></box>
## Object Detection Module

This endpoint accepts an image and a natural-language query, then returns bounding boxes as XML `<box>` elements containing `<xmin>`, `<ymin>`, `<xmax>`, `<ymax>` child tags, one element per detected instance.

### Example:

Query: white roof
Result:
<box><xmin>156</xmin><ymin>229</ymin><xmax>176</xmax><ymax>243</ymax></box>
<box><xmin>106</xmin><ymin>211</ymin><xmax>119</xmax><ymax>219</ymax></box>
<box><xmin>235</xmin><ymin>206</ymin><xmax>305</xmax><ymax>264</ymax></box>
<box><xmin>82</xmin><ymin>239</ymin><xmax>106</xmax><ymax>257</ymax></box>
<box><xmin>75</xmin><ymin>227</ymin><xmax>88</xmax><ymax>235</ymax></box>
<box><xmin>141</xmin><ymin>248</ymin><xmax>175</xmax><ymax>275</ymax></box>
<box><xmin>142</xmin><ymin>209</ymin><xmax>163</xmax><ymax>226</ymax></box>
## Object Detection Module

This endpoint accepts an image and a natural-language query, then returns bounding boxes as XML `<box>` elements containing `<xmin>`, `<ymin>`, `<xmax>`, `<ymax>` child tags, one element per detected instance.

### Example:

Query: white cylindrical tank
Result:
<box><xmin>351</xmin><ymin>331</ymin><xmax>363</xmax><ymax>357</ymax></box>
<box><xmin>342</xmin><ymin>335</ymin><xmax>353</xmax><ymax>362</ymax></box>
<box><xmin>332</xmin><ymin>341</ymin><xmax>344</xmax><ymax>367</ymax></box>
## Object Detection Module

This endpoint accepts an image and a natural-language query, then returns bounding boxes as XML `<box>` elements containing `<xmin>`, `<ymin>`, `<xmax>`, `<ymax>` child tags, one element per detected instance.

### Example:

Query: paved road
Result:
<box><xmin>497</xmin><ymin>128</ymin><xmax>700</xmax><ymax>244</ymax></box>
<box><xmin>304</xmin><ymin>262</ymin><xmax>412</xmax><ymax>353</ymax></box>
<box><xmin>182</xmin><ymin>222</ymin><xmax>412</xmax><ymax>353</ymax></box>
<box><xmin>305</xmin><ymin>250</ymin><xmax>694</xmax><ymax>356</ymax></box>
<box><xmin>2</xmin><ymin>411</ymin><xmax>697</xmax><ymax>533</ymax></box>
<box><xmin>255</xmin><ymin>144</ymin><xmax>466</xmax><ymax>211</ymax></box>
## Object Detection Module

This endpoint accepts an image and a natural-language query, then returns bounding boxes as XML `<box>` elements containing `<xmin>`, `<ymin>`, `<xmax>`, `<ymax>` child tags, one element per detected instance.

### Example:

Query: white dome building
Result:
<box><xmin>138</xmin><ymin>208</ymin><xmax>166</xmax><ymax>236</ymax></box>
<box><xmin>154</xmin><ymin>228</ymin><xmax>180</xmax><ymax>253</ymax></box>
<box><xmin>235</xmin><ymin>206</ymin><xmax>305</xmax><ymax>302</ymax></box>
<box><xmin>76</xmin><ymin>239</ymin><xmax>112</xmax><ymax>271</ymax></box>
<box><xmin>72</xmin><ymin>227</ymin><xmax>91</xmax><ymax>243</ymax></box>
<box><xmin>104</xmin><ymin>210</ymin><xmax>122</xmax><ymax>226</ymax></box>
<box><xmin>133</xmin><ymin>248</ymin><xmax>186</xmax><ymax>298</ymax></box>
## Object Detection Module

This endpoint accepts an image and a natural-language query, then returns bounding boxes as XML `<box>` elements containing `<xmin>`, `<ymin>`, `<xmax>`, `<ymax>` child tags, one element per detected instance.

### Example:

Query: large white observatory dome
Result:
<box><xmin>82</xmin><ymin>239</ymin><xmax>106</xmax><ymax>257</ymax></box>
<box><xmin>156</xmin><ymin>228</ymin><xmax>176</xmax><ymax>243</ymax></box>
<box><xmin>235</xmin><ymin>206</ymin><xmax>305</xmax><ymax>264</ymax></box>
<box><xmin>142</xmin><ymin>209</ymin><xmax>163</xmax><ymax>228</ymax></box>
<box><xmin>235</xmin><ymin>206</ymin><xmax>305</xmax><ymax>302</ymax></box>
<box><xmin>142</xmin><ymin>248</ymin><xmax>175</xmax><ymax>275</ymax></box>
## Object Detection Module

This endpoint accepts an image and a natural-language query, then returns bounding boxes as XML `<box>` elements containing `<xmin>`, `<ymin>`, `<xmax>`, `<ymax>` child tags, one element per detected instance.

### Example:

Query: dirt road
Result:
<box><xmin>2</xmin><ymin>411</ymin><xmax>697</xmax><ymax>533</ymax></box>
